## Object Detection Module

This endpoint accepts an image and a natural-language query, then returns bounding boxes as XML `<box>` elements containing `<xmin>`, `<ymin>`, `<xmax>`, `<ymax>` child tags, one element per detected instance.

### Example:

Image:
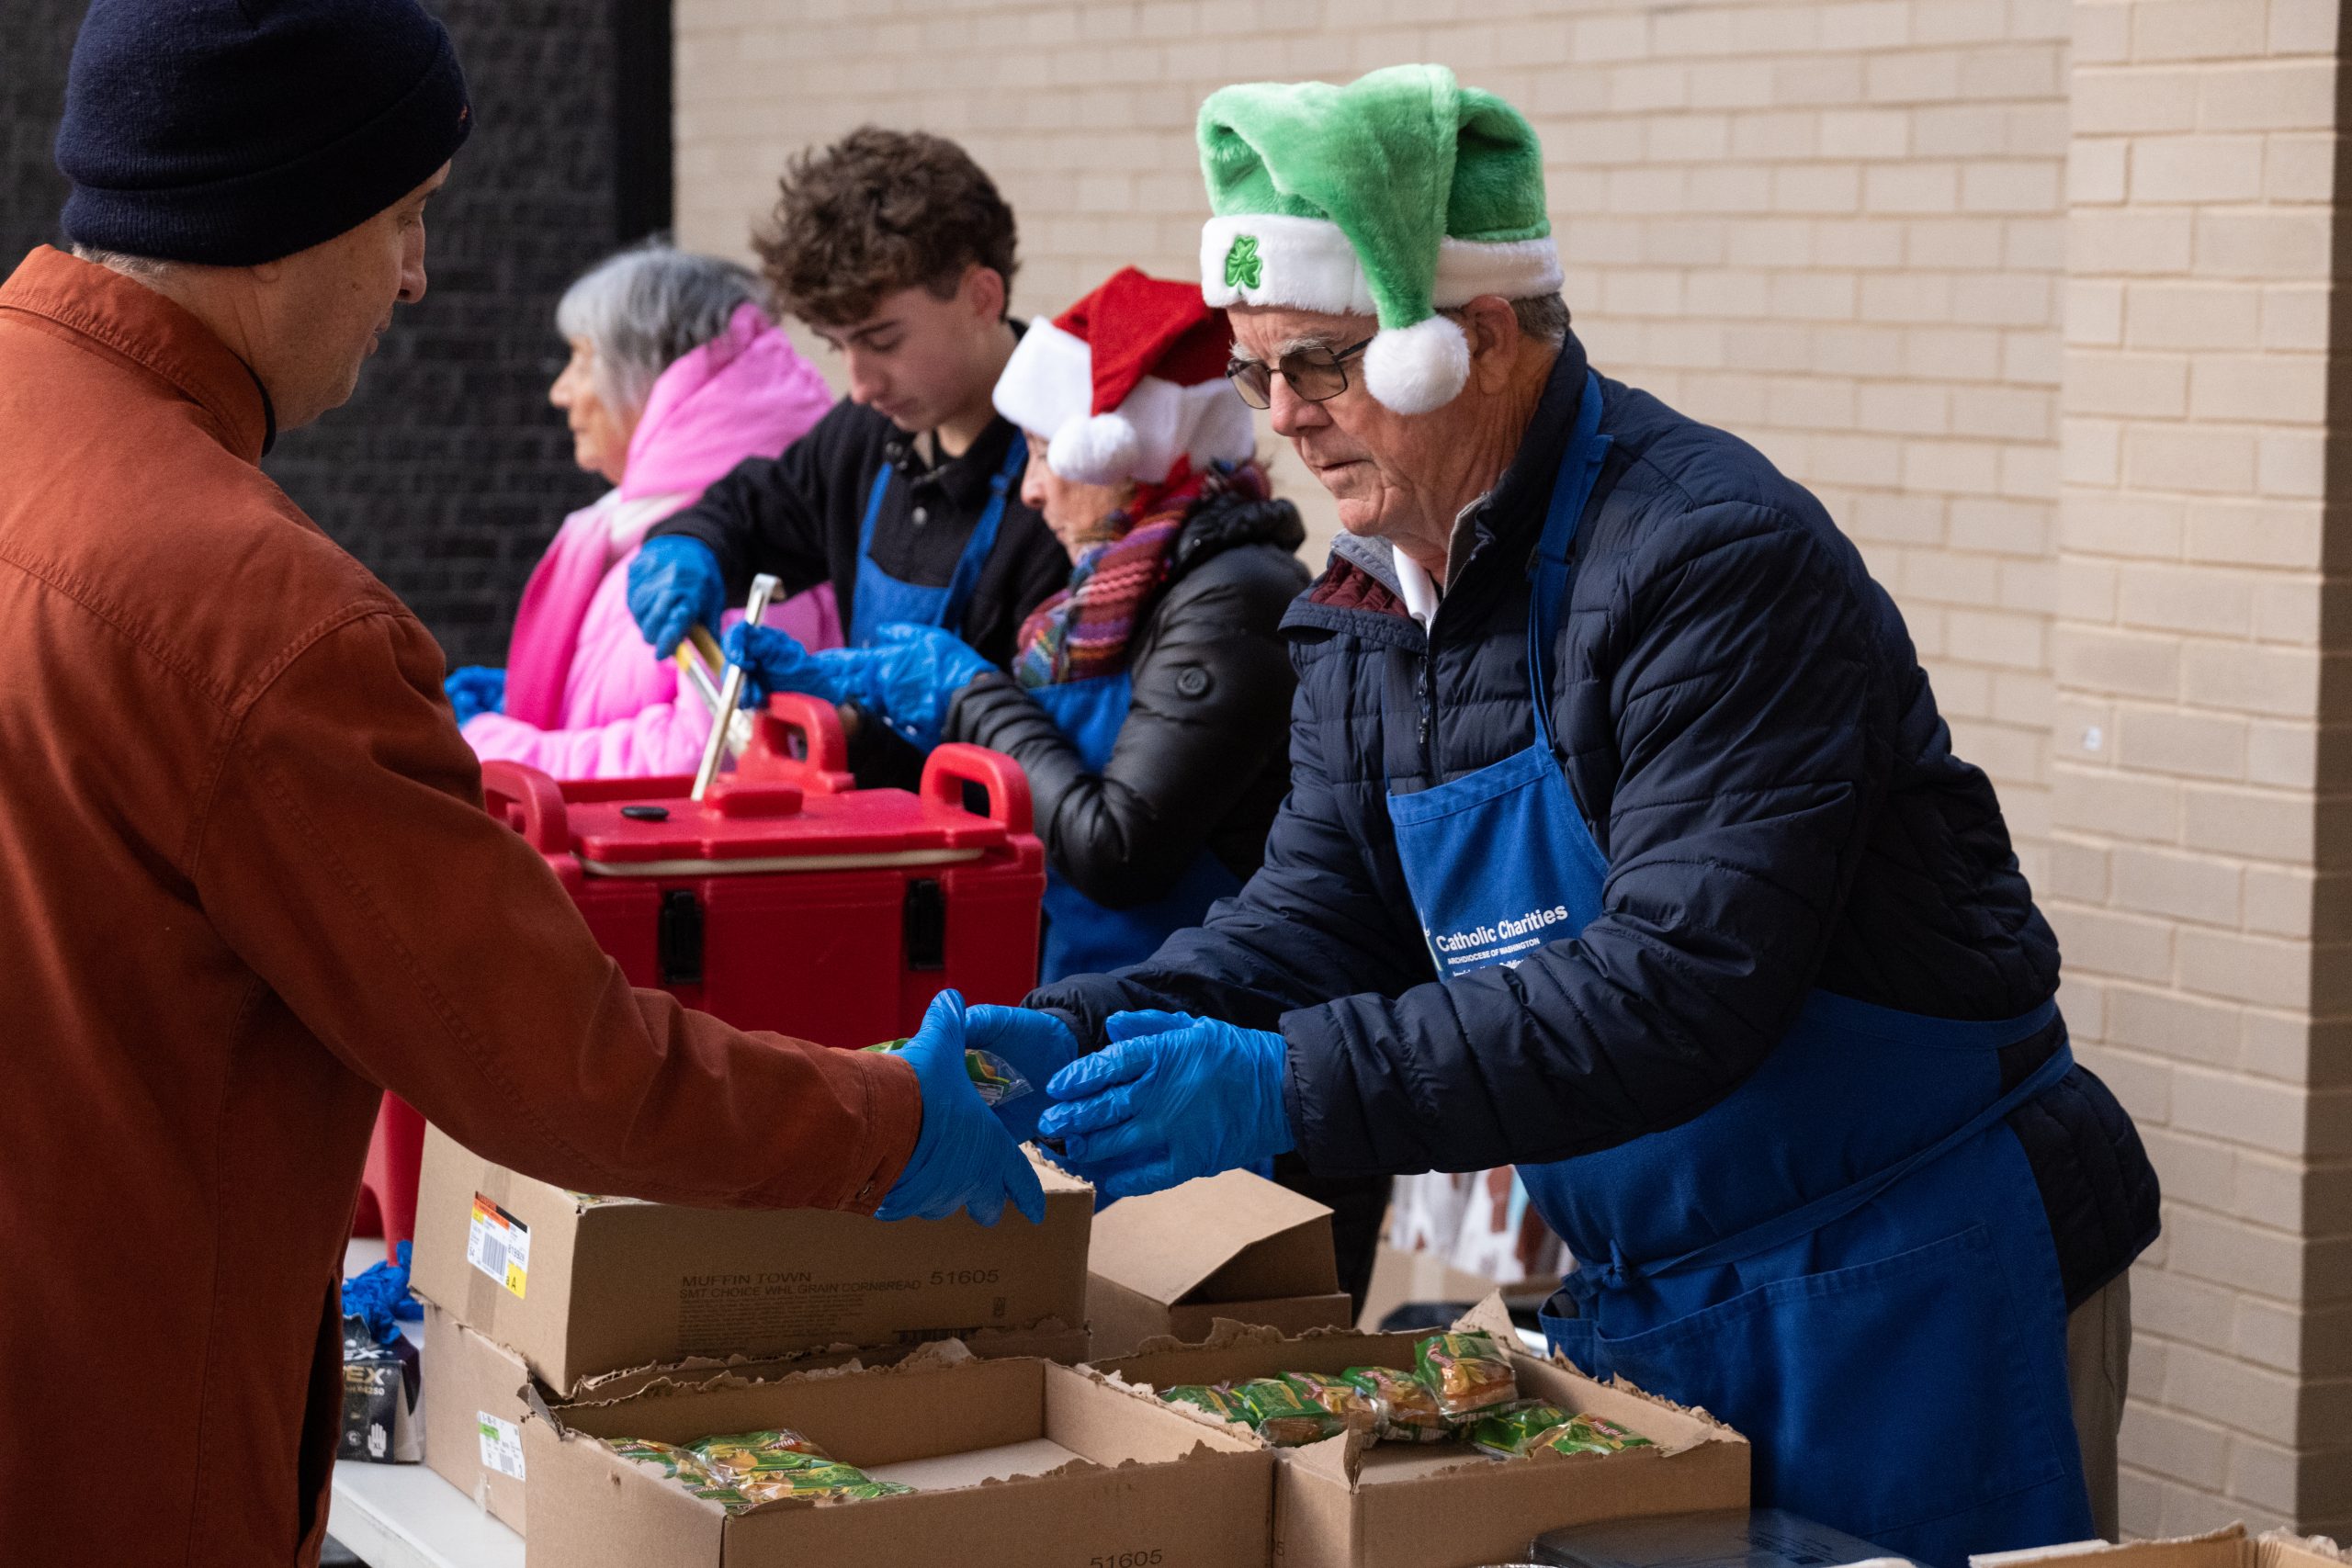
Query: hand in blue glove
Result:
<box><xmin>965</xmin><ymin>1006</ymin><xmax>1083</xmax><ymax>1144</ymax></box>
<box><xmin>877</xmin><ymin>990</ymin><xmax>1048</xmax><ymax>1225</ymax></box>
<box><xmin>1036</xmin><ymin>1010</ymin><xmax>1294</xmax><ymax>1201</ymax></box>
<box><xmin>444</xmin><ymin>665</ymin><xmax>505</xmax><ymax>725</ymax></box>
<box><xmin>627</xmin><ymin>535</ymin><xmax>727</xmax><ymax>659</ymax></box>
<box><xmin>722</xmin><ymin>620</ymin><xmax>992</xmax><ymax>752</ymax></box>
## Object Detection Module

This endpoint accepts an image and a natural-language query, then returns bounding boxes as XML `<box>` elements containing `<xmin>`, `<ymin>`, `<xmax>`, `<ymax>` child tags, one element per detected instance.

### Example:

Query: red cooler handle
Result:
<box><xmin>755</xmin><ymin>692</ymin><xmax>852</xmax><ymax>776</ymax></box>
<box><xmin>480</xmin><ymin>760</ymin><xmax>571</xmax><ymax>855</ymax></box>
<box><xmin>923</xmin><ymin>743</ymin><xmax>1034</xmax><ymax>835</ymax></box>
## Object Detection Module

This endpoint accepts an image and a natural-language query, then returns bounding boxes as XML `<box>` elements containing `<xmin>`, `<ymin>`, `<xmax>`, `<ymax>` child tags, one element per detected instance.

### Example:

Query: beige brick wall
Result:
<box><xmin>2054</xmin><ymin>0</ymin><xmax>2352</xmax><ymax>1537</ymax></box>
<box><xmin>673</xmin><ymin>0</ymin><xmax>2070</xmax><ymax>886</ymax></box>
<box><xmin>673</xmin><ymin>0</ymin><xmax>2351</xmax><ymax>1537</ymax></box>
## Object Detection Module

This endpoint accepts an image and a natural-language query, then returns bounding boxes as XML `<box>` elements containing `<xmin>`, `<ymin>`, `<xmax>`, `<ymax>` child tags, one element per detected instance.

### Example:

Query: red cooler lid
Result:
<box><xmin>568</xmin><ymin>773</ymin><xmax>1009</xmax><ymax>877</ymax></box>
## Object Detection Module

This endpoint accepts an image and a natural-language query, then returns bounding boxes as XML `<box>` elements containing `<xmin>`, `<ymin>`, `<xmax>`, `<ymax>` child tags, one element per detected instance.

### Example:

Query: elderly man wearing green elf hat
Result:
<box><xmin>989</xmin><ymin>64</ymin><xmax>2160</xmax><ymax>1564</ymax></box>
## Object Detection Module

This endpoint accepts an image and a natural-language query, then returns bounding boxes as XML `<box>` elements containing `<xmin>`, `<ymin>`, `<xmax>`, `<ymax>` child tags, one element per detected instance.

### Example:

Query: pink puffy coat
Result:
<box><xmin>461</xmin><ymin>303</ymin><xmax>838</xmax><ymax>777</ymax></box>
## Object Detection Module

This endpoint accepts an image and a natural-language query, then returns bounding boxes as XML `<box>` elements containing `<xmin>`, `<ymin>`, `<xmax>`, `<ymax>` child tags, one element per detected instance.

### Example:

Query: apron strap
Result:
<box><xmin>935</xmin><ymin>432</ymin><xmax>1029</xmax><ymax>641</ymax></box>
<box><xmin>1527</xmin><ymin>372</ymin><xmax>1611</xmax><ymax>750</ymax></box>
<box><xmin>855</xmin><ymin>462</ymin><xmax>892</xmax><ymax>559</ymax></box>
<box><xmin>1592</xmin><ymin>1017</ymin><xmax>2072</xmax><ymax>1290</ymax></box>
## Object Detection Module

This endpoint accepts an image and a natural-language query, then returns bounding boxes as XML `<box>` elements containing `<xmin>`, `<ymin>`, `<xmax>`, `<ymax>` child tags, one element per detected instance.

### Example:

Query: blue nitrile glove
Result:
<box><xmin>965</xmin><ymin>1006</ymin><xmax>1083</xmax><ymax>1143</ymax></box>
<box><xmin>877</xmin><ymin>990</ymin><xmax>1049</xmax><ymax>1226</ymax></box>
<box><xmin>1037</xmin><ymin>1010</ymin><xmax>1295</xmax><ymax>1201</ymax></box>
<box><xmin>723</xmin><ymin>620</ymin><xmax>992</xmax><ymax>751</ymax></box>
<box><xmin>627</xmin><ymin>535</ymin><xmax>728</xmax><ymax>659</ymax></box>
<box><xmin>341</xmin><ymin>1239</ymin><xmax>424</xmax><ymax>1348</ymax></box>
<box><xmin>444</xmin><ymin>665</ymin><xmax>505</xmax><ymax>725</ymax></box>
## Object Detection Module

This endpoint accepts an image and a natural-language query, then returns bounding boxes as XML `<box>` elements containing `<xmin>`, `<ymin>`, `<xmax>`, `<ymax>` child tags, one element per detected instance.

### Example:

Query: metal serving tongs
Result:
<box><xmin>671</xmin><ymin>625</ymin><xmax>754</xmax><ymax>757</ymax></box>
<box><xmin>688</xmin><ymin>572</ymin><xmax>779</xmax><ymax>802</ymax></box>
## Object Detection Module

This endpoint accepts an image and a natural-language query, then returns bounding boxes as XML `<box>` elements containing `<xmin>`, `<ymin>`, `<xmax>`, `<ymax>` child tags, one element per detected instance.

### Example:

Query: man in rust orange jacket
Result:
<box><xmin>0</xmin><ymin>3</ymin><xmax>1041</xmax><ymax>1562</ymax></box>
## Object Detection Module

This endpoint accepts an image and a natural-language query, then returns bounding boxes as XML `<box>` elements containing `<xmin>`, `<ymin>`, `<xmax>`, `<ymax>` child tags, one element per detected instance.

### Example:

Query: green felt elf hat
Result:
<box><xmin>1196</xmin><ymin>63</ymin><xmax>1561</xmax><ymax>415</ymax></box>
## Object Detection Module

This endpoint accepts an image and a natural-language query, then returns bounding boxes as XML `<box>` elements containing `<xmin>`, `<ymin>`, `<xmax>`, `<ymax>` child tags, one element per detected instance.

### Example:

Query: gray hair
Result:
<box><xmin>554</xmin><ymin>242</ymin><xmax>769</xmax><ymax>418</ymax></box>
<box><xmin>1510</xmin><ymin>293</ymin><xmax>1572</xmax><ymax>344</ymax></box>
<box><xmin>71</xmin><ymin>244</ymin><xmax>178</xmax><ymax>279</ymax></box>
<box><xmin>1435</xmin><ymin>293</ymin><xmax>1573</xmax><ymax>347</ymax></box>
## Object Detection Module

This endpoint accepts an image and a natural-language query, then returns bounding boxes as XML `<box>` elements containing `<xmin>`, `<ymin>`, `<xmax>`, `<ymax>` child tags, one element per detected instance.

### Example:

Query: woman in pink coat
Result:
<box><xmin>450</xmin><ymin>243</ymin><xmax>837</xmax><ymax>777</ymax></box>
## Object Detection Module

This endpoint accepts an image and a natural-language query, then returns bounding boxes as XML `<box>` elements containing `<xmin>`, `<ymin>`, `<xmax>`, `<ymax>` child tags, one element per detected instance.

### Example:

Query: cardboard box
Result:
<box><xmin>1973</xmin><ymin>1527</ymin><xmax>2347</xmax><ymax>1568</ymax></box>
<box><xmin>520</xmin><ymin>1344</ymin><xmax>1275</xmax><ymax>1568</ymax></box>
<box><xmin>424</xmin><ymin>1304</ymin><xmax>533</xmax><ymax>1531</ymax></box>
<box><xmin>1100</xmin><ymin>1303</ymin><xmax>1749</xmax><ymax>1568</ymax></box>
<box><xmin>412</xmin><ymin>1124</ymin><xmax>1091</xmax><ymax>1392</ymax></box>
<box><xmin>422</xmin><ymin>1303</ymin><xmax>1102</xmax><ymax>1540</ymax></box>
<box><xmin>1087</xmin><ymin>1170</ymin><xmax>1354</xmax><ymax>1359</ymax></box>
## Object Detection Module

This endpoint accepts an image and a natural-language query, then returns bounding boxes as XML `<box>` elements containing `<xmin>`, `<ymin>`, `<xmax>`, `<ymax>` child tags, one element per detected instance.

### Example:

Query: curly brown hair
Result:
<box><xmin>752</xmin><ymin>127</ymin><xmax>1019</xmax><ymax>329</ymax></box>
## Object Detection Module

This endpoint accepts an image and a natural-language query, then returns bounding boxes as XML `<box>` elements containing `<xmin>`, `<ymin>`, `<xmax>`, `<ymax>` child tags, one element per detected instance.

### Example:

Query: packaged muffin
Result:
<box><xmin>861</xmin><ymin>1042</ymin><xmax>1031</xmax><ymax>1107</ymax></box>
<box><xmin>1160</xmin><ymin>1383</ymin><xmax>1250</xmax><ymax>1425</ymax></box>
<box><xmin>1413</xmin><ymin>1331</ymin><xmax>1520</xmax><ymax>1419</ymax></box>
<box><xmin>1537</xmin><ymin>1412</ymin><xmax>1655</xmax><ymax>1456</ymax></box>
<box><xmin>1283</xmin><ymin>1371</ymin><xmax>1379</xmax><ymax>1437</ymax></box>
<box><xmin>1230</xmin><ymin>1376</ymin><xmax>1351</xmax><ymax>1447</ymax></box>
<box><xmin>1341</xmin><ymin>1364</ymin><xmax>1451</xmax><ymax>1444</ymax></box>
<box><xmin>688</xmin><ymin>1427</ymin><xmax>831</xmax><ymax>1480</ymax></box>
<box><xmin>609</xmin><ymin>1438</ymin><xmax>716</xmax><ymax>1483</ymax></box>
<box><xmin>1468</xmin><ymin>1400</ymin><xmax>1571</xmax><ymax>1459</ymax></box>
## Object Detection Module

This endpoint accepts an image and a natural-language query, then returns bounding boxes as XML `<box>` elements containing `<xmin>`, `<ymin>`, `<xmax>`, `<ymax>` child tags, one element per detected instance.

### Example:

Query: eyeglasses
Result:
<box><xmin>1226</xmin><ymin>337</ymin><xmax>1372</xmax><ymax>410</ymax></box>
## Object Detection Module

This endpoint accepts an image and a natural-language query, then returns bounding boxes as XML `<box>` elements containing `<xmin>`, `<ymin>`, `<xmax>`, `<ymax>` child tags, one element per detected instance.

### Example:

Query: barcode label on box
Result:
<box><xmin>477</xmin><ymin>1412</ymin><xmax>526</xmax><ymax>1480</ymax></box>
<box><xmin>465</xmin><ymin>1193</ymin><xmax>530</xmax><ymax>1298</ymax></box>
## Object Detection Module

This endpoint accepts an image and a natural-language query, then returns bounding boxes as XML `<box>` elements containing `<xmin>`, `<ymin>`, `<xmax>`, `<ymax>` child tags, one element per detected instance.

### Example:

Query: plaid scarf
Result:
<box><xmin>1013</xmin><ymin>460</ymin><xmax>1269</xmax><ymax>688</ymax></box>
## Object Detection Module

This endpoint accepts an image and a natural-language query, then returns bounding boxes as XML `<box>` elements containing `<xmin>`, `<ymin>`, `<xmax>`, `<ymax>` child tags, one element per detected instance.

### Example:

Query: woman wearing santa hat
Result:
<box><xmin>725</xmin><ymin>267</ymin><xmax>1307</xmax><ymax>985</ymax></box>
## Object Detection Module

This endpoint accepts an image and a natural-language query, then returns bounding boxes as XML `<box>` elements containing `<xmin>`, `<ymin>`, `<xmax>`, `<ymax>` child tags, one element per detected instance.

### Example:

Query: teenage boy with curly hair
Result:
<box><xmin>629</xmin><ymin>128</ymin><xmax>1069</xmax><ymax>784</ymax></box>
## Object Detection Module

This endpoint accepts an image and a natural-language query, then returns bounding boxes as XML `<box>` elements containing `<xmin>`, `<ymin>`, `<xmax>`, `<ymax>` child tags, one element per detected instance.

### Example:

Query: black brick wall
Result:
<box><xmin>1</xmin><ymin>1</ymin><xmax>660</xmax><ymax>667</ymax></box>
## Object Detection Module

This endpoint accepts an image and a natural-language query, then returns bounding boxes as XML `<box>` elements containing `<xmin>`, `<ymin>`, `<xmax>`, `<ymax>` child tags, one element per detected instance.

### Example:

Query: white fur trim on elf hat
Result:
<box><xmin>1202</xmin><ymin>215</ymin><xmax>1561</xmax><ymax>315</ymax></box>
<box><xmin>1363</xmin><ymin>314</ymin><xmax>1472</xmax><ymax>416</ymax></box>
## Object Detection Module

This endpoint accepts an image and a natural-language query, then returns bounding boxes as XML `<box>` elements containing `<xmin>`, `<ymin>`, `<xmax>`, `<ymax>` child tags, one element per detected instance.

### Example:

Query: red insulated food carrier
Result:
<box><xmin>480</xmin><ymin>694</ymin><xmax>1046</xmax><ymax>1049</ymax></box>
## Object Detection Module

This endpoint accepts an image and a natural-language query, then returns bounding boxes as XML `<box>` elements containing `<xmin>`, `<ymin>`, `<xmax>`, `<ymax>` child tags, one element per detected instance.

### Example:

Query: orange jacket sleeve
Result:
<box><xmin>189</xmin><ymin>604</ymin><xmax>919</xmax><ymax>1212</ymax></box>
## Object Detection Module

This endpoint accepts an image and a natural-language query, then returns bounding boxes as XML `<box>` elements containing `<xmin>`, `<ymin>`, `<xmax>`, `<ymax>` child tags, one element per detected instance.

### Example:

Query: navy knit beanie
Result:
<box><xmin>56</xmin><ymin>0</ymin><xmax>473</xmax><ymax>266</ymax></box>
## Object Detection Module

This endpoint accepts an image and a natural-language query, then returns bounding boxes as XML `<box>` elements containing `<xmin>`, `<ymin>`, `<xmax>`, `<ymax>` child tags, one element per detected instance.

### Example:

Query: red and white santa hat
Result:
<box><xmin>992</xmin><ymin>266</ymin><xmax>1257</xmax><ymax>487</ymax></box>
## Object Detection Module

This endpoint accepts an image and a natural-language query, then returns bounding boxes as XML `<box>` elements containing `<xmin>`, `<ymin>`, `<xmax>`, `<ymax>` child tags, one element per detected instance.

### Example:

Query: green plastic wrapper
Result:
<box><xmin>1538</xmin><ymin>1412</ymin><xmax>1655</xmax><ymax>1456</ymax></box>
<box><xmin>1283</xmin><ymin>1371</ymin><xmax>1379</xmax><ymax>1438</ymax></box>
<box><xmin>609</xmin><ymin>1438</ymin><xmax>716</xmax><ymax>1483</ymax></box>
<box><xmin>1414</xmin><ymin>1330</ymin><xmax>1520</xmax><ymax>1419</ymax></box>
<box><xmin>687</xmin><ymin>1428</ymin><xmax>831</xmax><ymax>1480</ymax></box>
<box><xmin>1160</xmin><ymin>1384</ymin><xmax>1250</xmax><ymax>1425</ymax></box>
<box><xmin>861</xmin><ymin>1041</ymin><xmax>1030</xmax><ymax>1107</ymax></box>
<box><xmin>1230</xmin><ymin>1376</ymin><xmax>1351</xmax><ymax>1447</ymax></box>
<box><xmin>1469</xmin><ymin>1400</ymin><xmax>1572</xmax><ymax>1459</ymax></box>
<box><xmin>1341</xmin><ymin>1364</ymin><xmax>1452</xmax><ymax>1444</ymax></box>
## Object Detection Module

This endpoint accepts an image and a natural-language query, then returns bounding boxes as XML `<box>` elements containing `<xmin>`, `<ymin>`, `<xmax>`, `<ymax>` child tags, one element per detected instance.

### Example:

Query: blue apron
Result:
<box><xmin>848</xmin><ymin>434</ymin><xmax>1027</xmax><ymax>648</ymax></box>
<box><xmin>1383</xmin><ymin>371</ymin><xmax>2093</xmax><ymax>1568</ymax></box>
<box><xmin>1028</xmin><ymin>668</ymin><xmax>1243</xmax><ymax>984</ymax></box>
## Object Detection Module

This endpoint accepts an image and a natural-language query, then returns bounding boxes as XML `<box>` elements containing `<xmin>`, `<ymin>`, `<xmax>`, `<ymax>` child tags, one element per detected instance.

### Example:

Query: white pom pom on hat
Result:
<box><xmin>1361</xmin><ymin>314</ymin><xmax>1472</xmax><ymax>417</ymax></box>
<box><xmin>1047</xmin><ymin>412</ymin><xmax>1144</xmax><ymax>486</ymax></box>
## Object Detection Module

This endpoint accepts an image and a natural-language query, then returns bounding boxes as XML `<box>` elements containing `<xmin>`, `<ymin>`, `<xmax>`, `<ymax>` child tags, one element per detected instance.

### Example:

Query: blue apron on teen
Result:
<box><xmin>848</xmin><ymin>434</ymin><xmax>1028</xmax><ymax>648</ymax></box>
<box><xmin>1382</xmin><ymin>370</ymin><xmax>2094</xmax><ymax>1568</ymax></box>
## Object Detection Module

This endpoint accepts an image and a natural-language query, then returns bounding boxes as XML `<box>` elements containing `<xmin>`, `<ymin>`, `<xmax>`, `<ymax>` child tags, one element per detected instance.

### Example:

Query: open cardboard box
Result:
<box><xmin>412</xmin><ymin>1124</ymin><xmax>1091</xmax><ymax>1393</ymax></box>
<box><xmin>520</xmin><ymin>1343</ymin><xmax>1274</xmax><ymax>1568</ymax></box>
<box><xmin>1974</xmin><ymin>1527</ymin><xmax>2347</xmax><ymax>1568</ymax></box>
<box><xmin>424</xmin><ymin>1301</ymin><xmax>1100</xmax><ymax>1537</ymax></box>
<box><xmin>1099</xmin><ymin>1299</ymin><xmax>1749</xmax><ymax>1568</ymax></box>
<box><xmin>1089</xmin><ymin>1170</ymin><xmax>1353</xmax><ymax>1359</ymax></box>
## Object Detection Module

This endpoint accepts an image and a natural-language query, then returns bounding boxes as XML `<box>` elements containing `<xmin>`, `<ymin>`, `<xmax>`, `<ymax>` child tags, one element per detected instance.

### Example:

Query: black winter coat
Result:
<box><xmin>946</xmin><ymin>487</ymin><xmax>1308</xmax><ymax>908</ymax></box>
<box><xmin>1034</xmin><ymin>333</ymin><xmax>2159</xmax><ymax>1310</ymax></box>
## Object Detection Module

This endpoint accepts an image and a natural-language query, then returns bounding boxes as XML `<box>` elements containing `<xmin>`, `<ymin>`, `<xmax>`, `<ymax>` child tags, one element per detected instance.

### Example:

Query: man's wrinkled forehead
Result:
<box><xmin>1228</xmin><ymin>303</ymin><xmax>1376</xmax><ymax>362</ymax></box>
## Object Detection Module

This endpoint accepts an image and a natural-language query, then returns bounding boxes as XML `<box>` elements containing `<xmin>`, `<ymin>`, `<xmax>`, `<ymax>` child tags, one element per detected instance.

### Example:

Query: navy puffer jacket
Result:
<box><xmin>1033</xmin><ymin>333</ymin><xmax>2159</xmax><ymax>1309</ymax></box>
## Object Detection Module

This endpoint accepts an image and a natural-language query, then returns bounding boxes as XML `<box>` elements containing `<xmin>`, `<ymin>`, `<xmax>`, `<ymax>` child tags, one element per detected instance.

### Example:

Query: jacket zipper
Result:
<box><xmin>1417</xmin><ymin>624</ymin><xmax>1442</xmax><ymax>781</ymax></box>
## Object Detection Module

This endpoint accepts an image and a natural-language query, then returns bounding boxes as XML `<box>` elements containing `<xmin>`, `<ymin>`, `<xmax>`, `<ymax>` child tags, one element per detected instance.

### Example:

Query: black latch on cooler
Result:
<box><xmin>658</xmin><ymin>889</ymin><xmax>704</xmax><ymax>986</ymax></box>
<box><xmin>903</xmin><ymin>878</ymin><xmax>945</xmax><ymax>972</ymax></box>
